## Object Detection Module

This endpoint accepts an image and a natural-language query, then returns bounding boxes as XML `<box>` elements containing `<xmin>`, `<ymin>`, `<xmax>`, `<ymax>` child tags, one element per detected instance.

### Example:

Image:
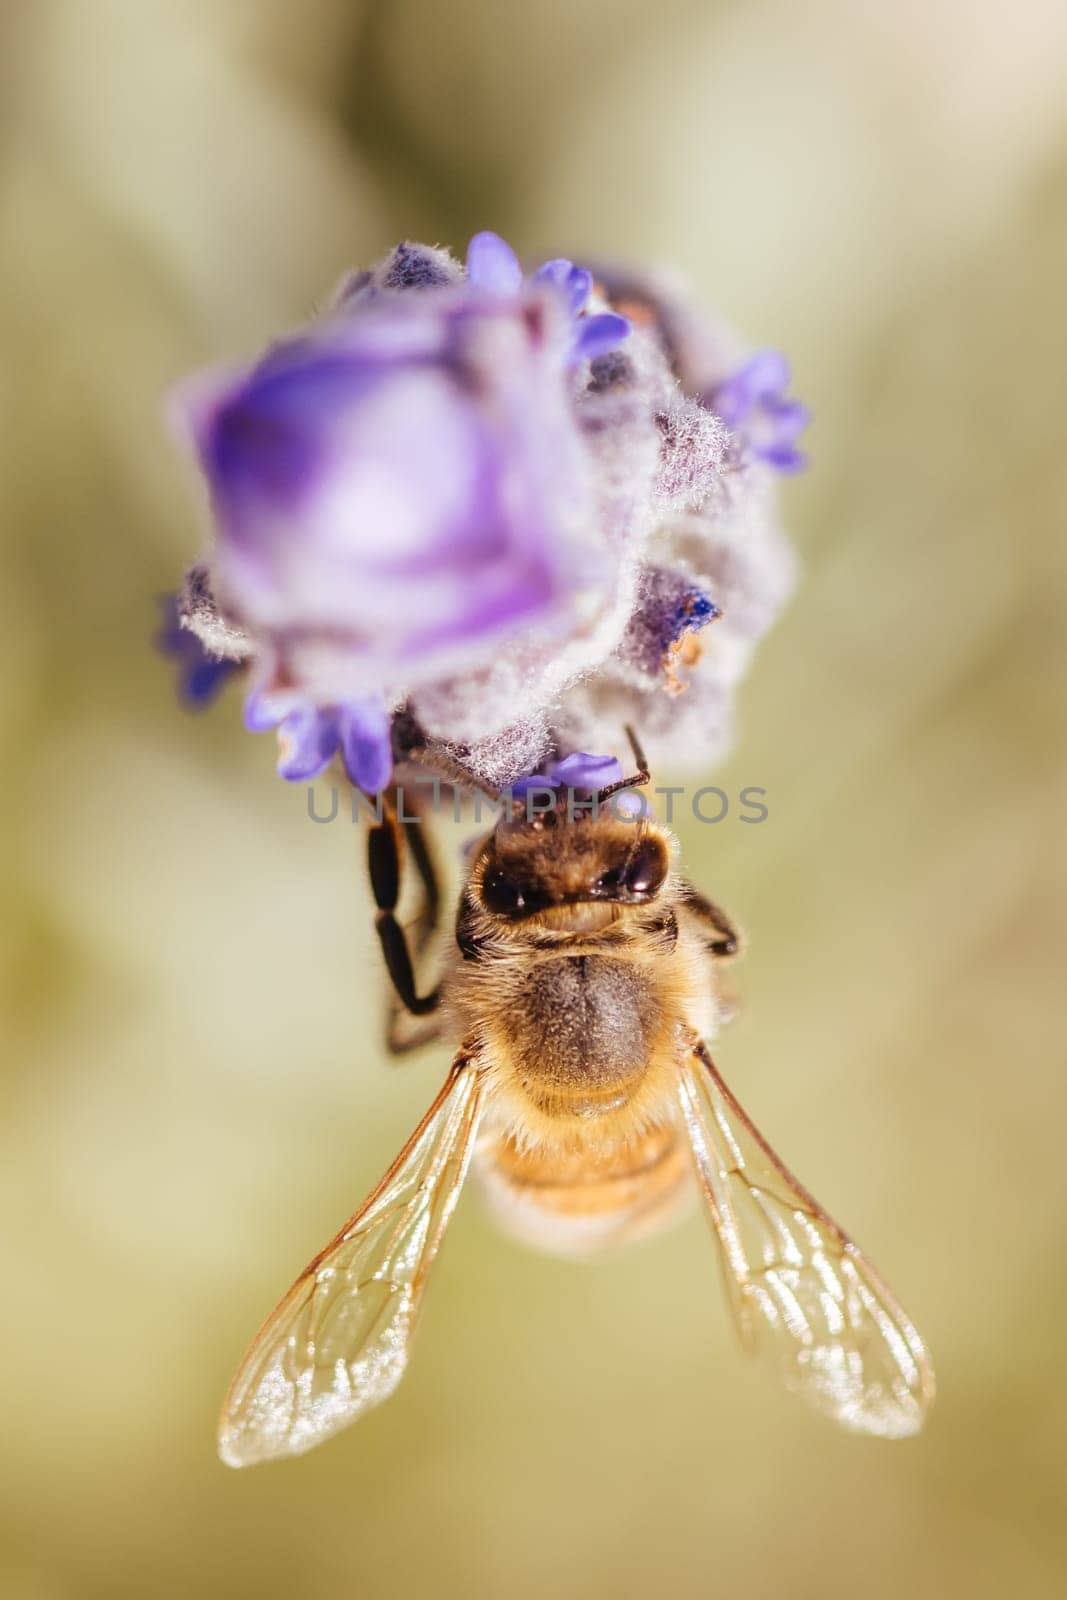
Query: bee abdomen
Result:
<box><xmin>477</xmin><ymin>1122</ymin><xmax>693</xmax><ymax>1257</ymax></box>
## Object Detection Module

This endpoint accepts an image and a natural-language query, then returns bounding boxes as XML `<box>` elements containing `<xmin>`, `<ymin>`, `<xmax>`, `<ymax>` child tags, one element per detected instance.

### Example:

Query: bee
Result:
<box><xmin>219</xmin><ymin>733</ymin><xmax>934</xmax><ymax>1466</ymax></box>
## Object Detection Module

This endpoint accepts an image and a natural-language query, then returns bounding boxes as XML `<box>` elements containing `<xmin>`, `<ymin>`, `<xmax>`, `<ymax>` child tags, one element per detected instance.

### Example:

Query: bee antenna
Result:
<box><xmin>595</xmin><ymin>724</ymin><xmax>651</xmax><ymax>803</ymax></box>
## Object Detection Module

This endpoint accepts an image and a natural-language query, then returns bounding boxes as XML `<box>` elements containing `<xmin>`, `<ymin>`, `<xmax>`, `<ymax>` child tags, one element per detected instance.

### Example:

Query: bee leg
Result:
<box><xmin>402</xmin><ymin>799</ymin><xmax>441</xmax><ymax>930</ymax></box>
<box><xmin>383</xmin><ymin>806</ymin><xmax>441</xmax><ymax>1056</ymax></box>
<box><xmin>385</xmin><ymin>799</ymin><xmax>446</xmax><ymax>1054</ymax></box>
<box><xmin>681</xmin><ymin>884</ymin><xmax>744</xmax><ymax>960</ymax></box>
<box><xmin>367</xmin><ymin>795</ymin><xmax>442</xmax><ymax>1023</ymax></box>
<box><xmin>386</xmin><ymin>1017</ymin><xmax>444</xmax><ymax>1055</ymax></box>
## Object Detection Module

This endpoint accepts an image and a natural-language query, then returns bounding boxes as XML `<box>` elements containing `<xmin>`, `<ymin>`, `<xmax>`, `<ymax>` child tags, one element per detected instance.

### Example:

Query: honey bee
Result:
<box><xmin>219</xmin><ymin>736</ymin><xmax>934</xmax><ymax>1466</ymax></box>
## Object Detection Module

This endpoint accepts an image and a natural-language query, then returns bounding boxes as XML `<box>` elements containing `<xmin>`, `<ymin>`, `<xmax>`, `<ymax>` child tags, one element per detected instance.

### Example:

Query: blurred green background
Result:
<box><xmin>2</xmin><ymin>2</ymin><xmax>1065</xmax><ymax>1595</ymax></box>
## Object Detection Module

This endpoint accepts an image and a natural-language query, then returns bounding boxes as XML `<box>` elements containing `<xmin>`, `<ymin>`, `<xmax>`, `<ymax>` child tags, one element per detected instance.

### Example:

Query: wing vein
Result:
<box><xmin>676</xmin><ymin>1033</ymin><xmax>934</xmax><ymax>1437</ymax></box>
<box><xmin>219</xmin><ymin>1052</ymin><xmax>487</xmax><ymax>1467</ymax></box>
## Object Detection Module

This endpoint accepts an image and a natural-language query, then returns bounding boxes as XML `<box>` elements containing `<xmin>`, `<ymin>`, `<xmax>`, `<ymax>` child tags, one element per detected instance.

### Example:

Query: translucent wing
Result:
<box><xmin>677</xmin><ymin>1038</ymin><xmax>934</xmax><ymax>1437</ymax></box>
<box><xmin>220</xmin><ymin>1055</ymin><xmax>486</xmax><ymax>1467</ymax></box>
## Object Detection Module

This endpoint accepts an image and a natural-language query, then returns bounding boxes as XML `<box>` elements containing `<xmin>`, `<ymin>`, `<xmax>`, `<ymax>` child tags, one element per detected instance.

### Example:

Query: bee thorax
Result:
<box><xmin>504</xmin><ymin>954</ymin><xmax>663</xmax><ymax>1115</ymax></box>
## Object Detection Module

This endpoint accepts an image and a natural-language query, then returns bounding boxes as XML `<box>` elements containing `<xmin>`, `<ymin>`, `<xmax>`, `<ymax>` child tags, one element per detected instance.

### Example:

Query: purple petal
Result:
<box><xmin>566</xmin><ymin>267</ymin><xmax>594</xmax><ymax>316</ymax></box>
<box><xmin>760</xmin><ymin>445</ymin><xmax>808</xmax><ymax>473</ymax></box>
<box><xmin>573</xmin><ymin>313</ymin><xmax>631</xmax><ymax>362</ymax></box>
<box><xmin>338</xmin><ymin>699</ymin><xmax>393</xmax><ymax>792</ymax></box>
<box><xmin>764</xmin><ymin>398</ymin><xmax>811</xmax><ymax>442</ymax></box>
<box><xmin>166</xmin><ymin>364</ymin><xmax>244</xmax><ymax>455</ymax></box>
<box><xmin>276</xmin><ymin>707</ymin><xmax>340</xmax><ymax>782</ymax></box>
<box><xmin>706</xmin><ymin>376</ymin><xmax>752</xmax><ymax>429</ymax></box>
<box><xmin>738</xmin><ymin>348</ymin><xmax>791</xmax><ymax>400</ymax></box>
<box><xmin>465</xmin><ymin>231</ymin><xmax>523</xmax><ymax>295</ymax></box>
<box><xmin>708</xmin><ymin>351</ymin><xmax>791</xmax><ymax>425</ymax></box>
<box><xmin>182</xmin><ymin>657</ymin><xmax>234</xmax><ymax>707</ymax></box>
<box><xmin>243</xmin><ymin>689</ymin><xmax>285</xmax><ymax>732</ymax></box>
<box><xmin>509</xmin><ymin>775</ymin><xmax>562</xmax><ymax>798</ymax></box>
<box><xmin>565</xmin><ymin>268</ymin><xmax>594</xmax><ymax>315</ymax></box>
<box><xmin>533</xmin><ymin>258</ymin><xmax>572</xmax><ymax>288</ymax></box>
<box><xmin>707</xmin><ymin>348</ymin><xmax>809</xmax><ymax>473</ymax></box>
<box><xmin>205</xmin><ymin>367</ymin><xmax>329</xmax><ymax>511</ymax></box>
<box><xmin>534</xmin><ymin>259</ymin><xmax>593</xmax><ymax>315</ymax></box>
<box><xmin>549</xmin><ymin>752</ymin><xmax>624</xmax><ymax>790</ymax></box>
<box><xmin>512</xmin><ymin>750</ymin><xmax>628</xmax><ymax>797</ymax></box>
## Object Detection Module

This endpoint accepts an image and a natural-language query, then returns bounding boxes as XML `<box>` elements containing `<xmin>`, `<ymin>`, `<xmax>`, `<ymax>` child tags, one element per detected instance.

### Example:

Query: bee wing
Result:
<box><xmin>219</xmin><ymin>1053</ymin><xmax>487</xmax><ymax>1468</ymax></box>
<box><xmin>677</xmin><ymin>1037</ymin><xmax>934</xmax><ymax>1437</ymax></box>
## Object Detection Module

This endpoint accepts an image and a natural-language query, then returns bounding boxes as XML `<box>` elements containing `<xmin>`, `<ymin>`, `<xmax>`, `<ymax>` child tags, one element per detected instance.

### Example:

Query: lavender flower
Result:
<box><xmin>166</xmin><ymin>234</ymin><xmax>800</xmax><ymax>790</ymax></box>
<box><xmin>155</xmin><ymin>594</ymin><xmax>239</xmax><ymax>708</ymax></box>
<box><xmin>705</xmin><ymin>350</ymin><xmax>809</xmax><ymax>474</ymax></box>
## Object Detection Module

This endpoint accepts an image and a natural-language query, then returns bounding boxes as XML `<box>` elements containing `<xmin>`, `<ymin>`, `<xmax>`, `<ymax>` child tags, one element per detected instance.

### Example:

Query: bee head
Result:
<box><xmin>473</xmin><ymin>808</ymin><xmax>671</xmax><ymax>924</ymax></box>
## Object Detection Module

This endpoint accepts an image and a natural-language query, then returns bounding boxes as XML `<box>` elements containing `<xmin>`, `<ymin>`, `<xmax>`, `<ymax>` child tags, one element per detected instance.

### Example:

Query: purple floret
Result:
<box><xmin>155</xmin><ymin>595</ymin><xmax>239</xmax><ymax>708</ymax></box>
<box><xmin>245</xmin><ymin>691</ymin><xmax>392</xmax><ymax>790</ymax></box>
<box><xmin>705</xmin><ymin>350</ymin><xmax>810</xmax><ymax>474</ymax></box>
<box><xmin>511</xmin><ymin>751</ymin><xmax>625</xmax><ymax>797</ymax></box>
<box><xmin>466</xmin><ymin>231</ymin><xmax>631</xmax><ymax>365</ymax></box>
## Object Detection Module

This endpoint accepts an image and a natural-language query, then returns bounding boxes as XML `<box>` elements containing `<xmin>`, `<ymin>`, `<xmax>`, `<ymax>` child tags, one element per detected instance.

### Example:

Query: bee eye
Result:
<box><xmin>594</xmin><ymin>866</ymin><xmax>625</xmax><ymax>896</ymax></box>
<box><xmin>483</xmin><ymin>864</ymin><xmax>531</xmax><ymax>915</ymax></box>
<box><xmin>622</xmin><ymin>838</ymin><xmax>667</xmax><ymax>898</ymax></box>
